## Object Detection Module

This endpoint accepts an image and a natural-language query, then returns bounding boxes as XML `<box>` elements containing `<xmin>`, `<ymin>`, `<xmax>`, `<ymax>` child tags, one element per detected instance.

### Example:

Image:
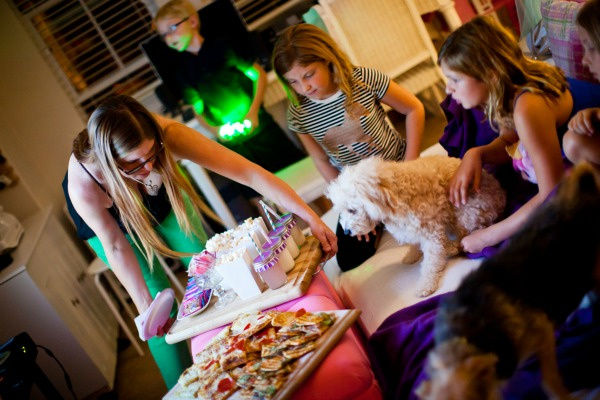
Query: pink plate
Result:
<box><xmin>141</xmin><ymin>288</ymin><xmax>175</xmax><ymax>340</ymax></box>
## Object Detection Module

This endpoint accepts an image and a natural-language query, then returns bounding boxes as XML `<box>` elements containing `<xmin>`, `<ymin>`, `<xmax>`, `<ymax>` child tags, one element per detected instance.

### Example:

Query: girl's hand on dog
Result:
<box><xmin>449</xmin><ymin>148</ymin><xmax>483</xmax><ymax>207</ymax></box>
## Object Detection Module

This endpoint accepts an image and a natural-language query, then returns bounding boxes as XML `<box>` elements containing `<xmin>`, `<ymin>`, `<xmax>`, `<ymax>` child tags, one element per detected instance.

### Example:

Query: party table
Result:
<box><xmin>164</xmin><ymin>238</ymin><xmax>382</xmax><ymax>399</ymax></box>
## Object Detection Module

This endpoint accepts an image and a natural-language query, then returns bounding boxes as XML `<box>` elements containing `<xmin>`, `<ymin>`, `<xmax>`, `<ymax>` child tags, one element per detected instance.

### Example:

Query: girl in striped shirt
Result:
<box><xmin>273</xmin><ymin>23</ymin><xmax>425</xmax><ymax>270</ymax></box>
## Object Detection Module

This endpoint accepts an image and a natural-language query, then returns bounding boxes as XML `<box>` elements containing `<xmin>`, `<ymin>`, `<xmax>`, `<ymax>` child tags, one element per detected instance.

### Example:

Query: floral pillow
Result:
<box><xmin>541</xmin><ymin>0</ymin><xmax>594</xmax><ymax>81</ymax></box>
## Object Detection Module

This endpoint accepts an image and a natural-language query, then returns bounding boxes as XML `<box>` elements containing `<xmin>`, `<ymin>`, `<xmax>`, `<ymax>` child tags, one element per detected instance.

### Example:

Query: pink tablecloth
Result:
<box><xmin>190</xmin><ymin>271</ymin><xmax>382</xmax><ymax>399</ymax></box>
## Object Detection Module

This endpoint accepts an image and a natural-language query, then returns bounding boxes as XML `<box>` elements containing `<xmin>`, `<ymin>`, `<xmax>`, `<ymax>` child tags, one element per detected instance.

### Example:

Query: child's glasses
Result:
<box><xmin>160</xmin><ymin>17</ymin><xmax>189</xmax><ymax>41</ymax></box>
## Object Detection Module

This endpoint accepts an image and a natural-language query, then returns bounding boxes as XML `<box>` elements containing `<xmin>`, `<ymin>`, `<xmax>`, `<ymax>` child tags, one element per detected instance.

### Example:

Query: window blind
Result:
<box><xmin>8</xmin><ymin>0</ymin><xmax>159</xmax><ymax>117</ymax></box>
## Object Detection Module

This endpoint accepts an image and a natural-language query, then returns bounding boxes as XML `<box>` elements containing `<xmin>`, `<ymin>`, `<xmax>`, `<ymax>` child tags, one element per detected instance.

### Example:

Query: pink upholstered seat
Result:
<box><xmin>190</xmin><ymin>272</ymin><xmax>382</xmax><ymax>399</ymax></box>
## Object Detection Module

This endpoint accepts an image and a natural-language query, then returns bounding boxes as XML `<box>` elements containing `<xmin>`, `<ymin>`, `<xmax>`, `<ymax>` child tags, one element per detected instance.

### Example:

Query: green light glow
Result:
<box><xmin>243</xmin><ymin>66</ymin><xmax>259</xmax><ymax>82</ymax></box>
<box><xmin>218</xmin><ymin>119</ymin><xmax>253</xmax><ymax>142</ymax></box>
<box><xmin>186</xmin><ymin>63</ymin><xmax>256</xmax><ymax>129</ymax></box>
<box><xmin>192</xmin><ymin>98</ymin><xmax>204</xmax><ymax>115</ymax></box>
<box><xmin>214</xmin><ymin>96</ymin><xmax>252</xmax><ymax>126</ymax></box>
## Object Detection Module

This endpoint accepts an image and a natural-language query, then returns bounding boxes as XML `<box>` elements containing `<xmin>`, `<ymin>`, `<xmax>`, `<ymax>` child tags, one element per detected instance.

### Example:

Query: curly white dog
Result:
<box><xmin>326</xmin><ymin>155</ymin><xmax>506</xmax><ymax>297</ymax></box>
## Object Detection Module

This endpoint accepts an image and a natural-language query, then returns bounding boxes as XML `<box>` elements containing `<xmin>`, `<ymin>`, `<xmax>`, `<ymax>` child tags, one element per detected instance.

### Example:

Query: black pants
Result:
<box><xmin>336</xmin><ymin>221</ymin><xmax>383</xmax><ymax>272</ymax></box>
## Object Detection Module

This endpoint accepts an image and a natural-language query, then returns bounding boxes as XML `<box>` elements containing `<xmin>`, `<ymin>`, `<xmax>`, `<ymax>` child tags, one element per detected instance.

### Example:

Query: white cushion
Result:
<box><xmin>321</xmin><ymin>208</ymin><xmax>482</xmax><ymax>336</ymax></box>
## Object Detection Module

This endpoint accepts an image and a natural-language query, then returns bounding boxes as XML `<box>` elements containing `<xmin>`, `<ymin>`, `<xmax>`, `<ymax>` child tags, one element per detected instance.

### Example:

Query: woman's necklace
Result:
<box><xmin>130</xmin><ymin>172</ymin><xmax>161</xmax><ymax>196</ymax></box>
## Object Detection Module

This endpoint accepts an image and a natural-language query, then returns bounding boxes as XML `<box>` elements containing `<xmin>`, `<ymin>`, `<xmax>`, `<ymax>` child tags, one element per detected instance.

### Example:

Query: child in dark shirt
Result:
<box><xmin>154</xmin><ymin>0</ymin><xmax>304</xmax><ymax>173</ymax></box>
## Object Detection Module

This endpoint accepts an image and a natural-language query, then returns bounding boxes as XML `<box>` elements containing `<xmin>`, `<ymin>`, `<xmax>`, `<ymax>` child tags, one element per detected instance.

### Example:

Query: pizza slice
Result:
<box><xmin>203</xmin><ymin>371</ymin><xmax>238</xmax><ymax>400</ymax></box>
<box><xmin>270</xmin><ymin>311</ymin><xmax>296</xmax><ymax>327</ymax></box>
<box><xmin>246</xmin><ymin>327</ymin><xmax>276</xmax><ymax>353</ymax></box>
<box><xmin>260</xmin><ymin>340</ymin><xmax>291</xmax><ymax>358</ymax></box>
<box><xmin>233</xmin><ymin>370</ymin><xmax>257</xmax><ymax>390</ymax></box>
<box><xmin>259</xmin><ymin>355</ymin><xmax>287</xmax><ymax>372</ymax></box>
<box><xmin>231</xmin><ymin>312</ymin><xmax>272</xmax><ymax>338</ymax></box>
<box><xmin>177</xmin><ymin>366</ymin><xmax>223</xmax><ymax>399</ymax></box>
<box><xmin>220</xmin><ymin>341</ymin><xmax>248</xmax><ymax>371</ymax></box>
<box><xmin>282</xmin><ymin>332</ymin><xmax>320</xmax><ymax>347</ymax></box>
<box><xmin>252</xmin><ymin>374</ymin><xmax>287</xmax><ymax>399</ymax></box>
<box><xmin>282</xmin><ymin>341</ymin><xmax>316</xmax><ymax>360</ymax></box>
<box><xmin>294</xmin><ymin>313</ymin><xmax>324</xmax><ymax>326</ymax></box>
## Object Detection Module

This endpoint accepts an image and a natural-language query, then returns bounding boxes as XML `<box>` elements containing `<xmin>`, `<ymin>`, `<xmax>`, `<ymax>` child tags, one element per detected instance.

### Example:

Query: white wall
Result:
<box><xmin>0</xmin><ymin>0</ymin><xmax>86</xmax><ymax>222</ymax></box>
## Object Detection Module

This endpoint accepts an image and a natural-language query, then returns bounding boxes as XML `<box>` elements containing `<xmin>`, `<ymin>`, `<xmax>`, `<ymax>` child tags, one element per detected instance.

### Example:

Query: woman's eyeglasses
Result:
<box><xmin>119</xmin><ymin>141</ymin><xmax>164</xmax><ymax>175</ymax></box>
<box><xmin>160</xmin><ymin>17</ymin><xmax>189</xmax><ymax>41</ymax></box>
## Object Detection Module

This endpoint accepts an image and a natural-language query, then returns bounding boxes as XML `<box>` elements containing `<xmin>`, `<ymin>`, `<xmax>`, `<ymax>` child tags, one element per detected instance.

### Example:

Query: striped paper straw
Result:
<box><xmin>259</xmin><ymin>200</ymin><xmax>282</xmax><ymax>229</ymax></box>
<box><xmin>247</xmin><ymin>232</ymin><xmax>262</xmax><ymax>256</ymax></box>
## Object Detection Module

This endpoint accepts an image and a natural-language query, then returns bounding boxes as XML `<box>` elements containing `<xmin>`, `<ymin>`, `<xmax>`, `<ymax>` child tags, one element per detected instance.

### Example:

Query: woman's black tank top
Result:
<box><xmin>62</xmin><ymin>163</ymin><xmax>172</xmax><ymax>240</ymax></box>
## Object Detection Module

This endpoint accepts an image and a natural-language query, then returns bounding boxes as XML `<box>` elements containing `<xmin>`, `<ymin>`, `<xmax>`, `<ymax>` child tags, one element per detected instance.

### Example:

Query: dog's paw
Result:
<box><xmin>415</xmin><ymin>280</ymin><xmax>439</xmax><ymax>297</ymax></box>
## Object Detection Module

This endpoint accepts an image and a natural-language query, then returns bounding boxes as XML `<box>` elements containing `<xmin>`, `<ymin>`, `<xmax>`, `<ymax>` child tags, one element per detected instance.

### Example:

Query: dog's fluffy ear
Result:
<box><xmin>361</xmin><ymin>158</ymin><xmax>401</xmax><ymax>218</ymax></box>
<box><xmin>325</xmin><ymin>157</ymin><xmax>385</xmax><ymax>211</ymax></box>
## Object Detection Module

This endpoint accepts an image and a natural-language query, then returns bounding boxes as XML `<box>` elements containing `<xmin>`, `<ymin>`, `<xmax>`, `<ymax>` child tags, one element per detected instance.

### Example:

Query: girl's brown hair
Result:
<box><xmin>577</xmin><ymin>0</ymin><xmax>600</xmax><ymax>52</ymax></box>
<box><xmin>272</xmin><ymin>24</ymin><xmax>355</xmax><ymax>108</ymax></box>
<box><xmin>438</xmin><ymin>16</ymin><xmax>567</xmax><ymax>130</ymax></box>
<box><xmin>73</xmin><ymin>95</ymin><xmax>218</xmax><ymax>270</ymax></box>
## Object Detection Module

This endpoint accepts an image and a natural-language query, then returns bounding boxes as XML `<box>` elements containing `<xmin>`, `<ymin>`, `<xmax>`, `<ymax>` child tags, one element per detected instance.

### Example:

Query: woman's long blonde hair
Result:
<box><xmin>73</xmin><ymin>95</ymin><xmax>219</xmax><ymax>271</ymax></box>
<box><xmin>438</xmin><ymin>16</ymin><xmax>567</xmax><ymax>130</ymax></box>
<box><xmin>272</xmin><ymin>24</ymin><xmax>355</xmax><ymax>108</ymax></box>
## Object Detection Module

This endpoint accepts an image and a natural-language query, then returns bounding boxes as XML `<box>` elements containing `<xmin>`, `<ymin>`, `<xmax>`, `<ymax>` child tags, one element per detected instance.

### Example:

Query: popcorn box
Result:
<box><xmin>215</xmin><ymin>248</ymin><xmax>266</xmax><ymax>300</ymax></box>
<box><xmin>234</xmin><ymin>217</ymin><xmax>270</xmax><ymax>246</ymax></box>
<box><xmin>225</xmin><ymin>233</ymin><xmax>262</xmax><ymax>261</ymax></box>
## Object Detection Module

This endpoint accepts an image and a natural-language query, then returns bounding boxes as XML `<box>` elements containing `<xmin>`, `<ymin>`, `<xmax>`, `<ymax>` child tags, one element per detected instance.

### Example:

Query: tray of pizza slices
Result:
<box><xmin>166</xmin><ymin>236</ymin><xmax>324</xmax><ymax>344</ymax></box>
<box><xmin>163</xmin><ymin>308</ymin><xmax>361</xmax><ymax>400</ymax></box>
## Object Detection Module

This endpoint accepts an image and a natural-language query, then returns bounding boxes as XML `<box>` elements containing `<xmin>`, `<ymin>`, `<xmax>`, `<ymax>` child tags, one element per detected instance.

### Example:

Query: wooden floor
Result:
<box><xmin>91</xmin><ymin>110</ymin><xmax>447</xmax><ymax>400</ymax></box>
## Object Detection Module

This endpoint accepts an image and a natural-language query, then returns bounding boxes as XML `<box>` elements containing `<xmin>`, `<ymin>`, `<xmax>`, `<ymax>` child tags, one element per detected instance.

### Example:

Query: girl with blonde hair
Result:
<box><xmin>440</xmin><ymin>15</ymin><xmax>600</xmax><ymax>254</ymax></box>
<box><xmin>63</xmin><ymin>95</ymin><xmax>337</xmax><ymax>388</ymax></box>
<box><xmin>272</xmin><ymin>23</ymin><xmax>425</xmax><ymax>270</ymax></box>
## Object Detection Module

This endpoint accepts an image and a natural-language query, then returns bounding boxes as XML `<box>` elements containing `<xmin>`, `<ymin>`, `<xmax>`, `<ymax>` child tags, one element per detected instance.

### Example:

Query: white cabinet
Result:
<box><xmin>0</xmin><ymin>207</ymin><xmax>118</xmax><ymax>399</ymax></box>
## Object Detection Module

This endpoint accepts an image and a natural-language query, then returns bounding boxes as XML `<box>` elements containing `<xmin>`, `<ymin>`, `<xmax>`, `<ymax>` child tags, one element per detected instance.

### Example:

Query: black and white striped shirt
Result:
<box><xmin>287</xmin><ymin>67</ymin><xmax>406</xmax><ymax>170</ymax></box>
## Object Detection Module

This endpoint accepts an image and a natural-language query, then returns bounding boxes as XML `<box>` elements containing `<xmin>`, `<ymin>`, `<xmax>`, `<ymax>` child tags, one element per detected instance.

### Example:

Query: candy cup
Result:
<box><xmin>188</xmin><ymin>250</ymin><xmax>216</xmax><ymax>276</ymax></box>
<box><xmin>268</xmin><ymin>225</ymin><xmax>300</xmax><ymax>259</ymax></box>
<box><xmin>261</xmin><ymin>233</ymin><xmax>295</xmax><ymax>272</ymax></box>
<box><xmin>277</xmin><ymin>213</ymin><xmax>305</xmax><ymax>247</ymax></box>
<box><xmin>253</xmin><ymin>250</ymin><xmax>287</xmax><ymax>290</ymax></box>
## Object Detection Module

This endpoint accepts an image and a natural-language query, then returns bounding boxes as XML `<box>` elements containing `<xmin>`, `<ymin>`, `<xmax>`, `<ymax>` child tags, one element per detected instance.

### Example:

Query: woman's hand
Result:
<box><xmin>156</xmin><ymin>317</ymin><xmax>175</xmax><ymax>337</ymax></box>
<box><xmin>567</xmin><ymin>108</ymin><xmax>600</xmax><ymax>136</ymax></box>
<box><xmin>244</xmin><ymin>109</ymin><xmax>260</xmax><ymax>133</ymax></box>
<box><xmin>449</xmin><ymin>148</ymin><xmax>483</xmax><ymax>207</ymax></box>
<box><xmin>307</xmin><ymin>217</ymin><xmax>338</xmax><ymax>258</ymax></box>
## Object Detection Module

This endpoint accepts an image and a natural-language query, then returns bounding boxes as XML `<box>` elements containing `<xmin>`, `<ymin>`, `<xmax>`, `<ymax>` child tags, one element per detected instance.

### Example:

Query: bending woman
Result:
<box><xmin>62</xmin><ymin>95</ymin><xmax>337</xmax><ymax>389</ymax></box>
